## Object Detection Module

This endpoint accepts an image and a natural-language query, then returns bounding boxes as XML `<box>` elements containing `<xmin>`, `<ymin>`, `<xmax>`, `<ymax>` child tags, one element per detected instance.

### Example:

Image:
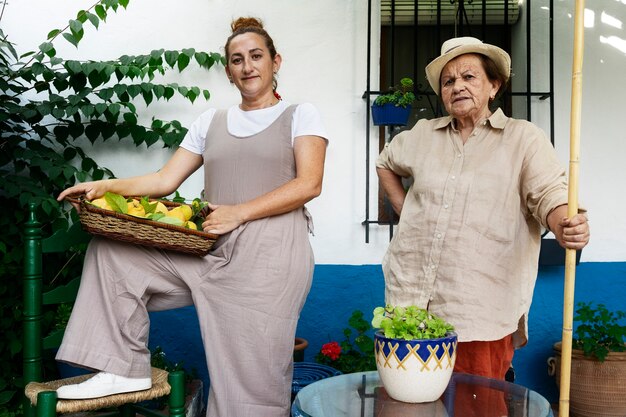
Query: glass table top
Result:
<box><xmin>292</xmin><ymin>371</ymin><xmax>553</xmax><ymax>417</ymax></box>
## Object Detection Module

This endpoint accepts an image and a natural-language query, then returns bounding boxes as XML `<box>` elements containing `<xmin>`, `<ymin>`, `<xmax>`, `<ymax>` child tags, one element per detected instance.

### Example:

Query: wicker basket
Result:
<box><xmin>67</xmin><ymin>195</ymin><xmax>218</xmax><ymax>256</ymax></box>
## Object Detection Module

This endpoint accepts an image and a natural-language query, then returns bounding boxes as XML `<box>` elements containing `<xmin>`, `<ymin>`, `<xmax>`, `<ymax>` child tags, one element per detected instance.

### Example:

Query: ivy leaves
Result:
<box><xmin>51</xmin><ymin>0</ymin><xmax>130</xmax><ymax>47</ymax></box>
<box><xmin>12</xmin><ymin>46</ymin><xmax>219</xmax><ymax>148</ymax></box>
<box><xmin>0</xmin><ymin>0</ymin><xmax>224</xmax><ymax>411</ymax></box>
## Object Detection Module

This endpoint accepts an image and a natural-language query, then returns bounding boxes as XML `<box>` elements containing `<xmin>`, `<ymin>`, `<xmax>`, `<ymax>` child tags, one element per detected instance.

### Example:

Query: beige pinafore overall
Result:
<box><xmin>57</xmin><ymin>105</ymin><xmax>315</xmax><ymax>417</ymax></box>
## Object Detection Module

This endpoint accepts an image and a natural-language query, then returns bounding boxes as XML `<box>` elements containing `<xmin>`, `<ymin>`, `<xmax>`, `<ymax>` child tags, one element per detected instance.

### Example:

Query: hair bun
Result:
<box><xmin>231</xmin><ymin>17</ymin><xmax>264</xmax><ymax>33</ymax></box>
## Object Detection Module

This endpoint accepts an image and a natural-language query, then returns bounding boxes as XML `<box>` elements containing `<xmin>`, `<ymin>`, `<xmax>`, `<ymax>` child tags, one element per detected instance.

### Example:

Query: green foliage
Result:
<box><xmin>150</xmin><ymin>346</ymin><xmax>198</xmax><ymax>380</ymax></box>
<box><xmin>371</xmin><ymin>305</ymin><xmax>454</xmax><ymax>340</ymax></box>
<box><xmin>574</xmin><ymin>301</ymin><xmax>626</xmax><ymax>362</ymax></box>
<box><xmin>54</xmin><ymin>304</ymin><xmax>73</xmax><ymax>331</ymax></box>
<box><xmin>315</xmin><ymin>310</ymin><xmax>376</xmax><ymax>374</ymax></box>
<box><xmin>149</xmin><ymin>346</ymin><xmax>198</xmax><ymax>410</ymax></box>
<box><xmin>373</xmin><ymin>77</ymin><xmax>416</xmax><ymax>108</ymax></box>
<box><xmin>0</xmin><ymin>406</ymin><xmax>22</xmax><ymax>417</ymax></box>
<box><xmin>104</xmin><ymin>192</ymin><xmax>129</xmax><ymax>214</ymax></box>
<box><xmin>0</xmin><ymin>0</ymin><xmax>223</xmax><ymax>413</ymax></box>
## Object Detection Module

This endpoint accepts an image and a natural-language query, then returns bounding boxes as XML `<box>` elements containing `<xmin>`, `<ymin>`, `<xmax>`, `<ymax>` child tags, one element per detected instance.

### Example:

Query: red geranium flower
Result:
<box><xmin>321</xmin><ymin>341</ymin><xmax>341</xmax><ymax>360</ymax></box>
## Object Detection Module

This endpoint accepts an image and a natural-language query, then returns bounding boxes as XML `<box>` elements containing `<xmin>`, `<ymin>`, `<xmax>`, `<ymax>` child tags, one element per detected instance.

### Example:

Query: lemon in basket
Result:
<box><xmin>178</xmin><ymin>205</ymin><xmax>193</xmax><ymax>221</ymax></box>
<box><xmin>127</xmin><ymin>199</ymin><xmax>146</xmax><ymax>218</ymax></box>
<box><xmin>167</xmin><ymin>206</ymin><xmax>192</xmax><ymax>222</ymax></box>
<box><xmin>90</xmin><ymin>197</ymin><xmax>112</xmax><ymax>211</ymax></box>
<box><xmin>155</xmin><ymin>201</ymin><xmax>169</xmax><ymax>214</ymax></box>
<box><xmin>165</xmin><ymin>207</ymin><xmax>186</xmax><ymax>223</ymax></box>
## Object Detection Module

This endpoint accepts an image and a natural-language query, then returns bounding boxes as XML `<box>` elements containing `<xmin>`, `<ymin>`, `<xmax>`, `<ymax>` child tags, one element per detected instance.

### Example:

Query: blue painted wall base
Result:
<box><xmin>149</xmin><ymin>262</ymin><xmax>626</xmax><ymax>405</ymax></box>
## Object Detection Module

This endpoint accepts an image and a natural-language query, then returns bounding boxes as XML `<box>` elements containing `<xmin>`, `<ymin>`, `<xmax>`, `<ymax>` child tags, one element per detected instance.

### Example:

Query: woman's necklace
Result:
<box><xmin>240</xmin><ymin>97</ymin><xmax>279</xmax><ymax>111</ymax></box>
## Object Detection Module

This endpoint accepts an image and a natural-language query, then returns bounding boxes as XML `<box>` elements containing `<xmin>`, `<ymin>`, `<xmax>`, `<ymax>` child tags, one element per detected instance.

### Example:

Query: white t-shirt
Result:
<box><xmin>180</xmin><ymin>101</ymin><xmax>328</xmax><ymax>155</ymax></box>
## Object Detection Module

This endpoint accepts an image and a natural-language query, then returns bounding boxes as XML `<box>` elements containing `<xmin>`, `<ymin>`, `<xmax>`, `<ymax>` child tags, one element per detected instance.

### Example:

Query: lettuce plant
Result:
<box><xmin>372</xmin><ymin>305</ymin><xmax>454</xmax><ymax>341</ymax></box>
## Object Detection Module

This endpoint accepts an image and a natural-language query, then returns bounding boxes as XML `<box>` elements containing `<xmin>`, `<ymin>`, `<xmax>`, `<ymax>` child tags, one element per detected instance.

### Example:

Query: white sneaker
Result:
<box><xmin>56</xmin><ymin>372</ymin><xmax>152</xmax><ymax>399</ymax></box>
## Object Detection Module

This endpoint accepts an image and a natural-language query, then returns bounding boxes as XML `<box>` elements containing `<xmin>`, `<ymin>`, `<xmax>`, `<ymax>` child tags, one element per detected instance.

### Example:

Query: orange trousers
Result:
<box><xmin>454</xmin><ymin>334</ymin><xmax>515</xmax><ymax>379</ymax></box>
<box><xmin>451</xmin><ymin>335</ymin><xmax>515</xmax><ymax>417</ymax></box>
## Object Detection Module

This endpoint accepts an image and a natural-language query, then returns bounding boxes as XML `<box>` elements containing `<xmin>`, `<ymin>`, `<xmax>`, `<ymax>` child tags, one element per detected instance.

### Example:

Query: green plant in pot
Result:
<box><xmin>372</xmin><ymin>305</ymin><xmax>456</xmax><ymax>403</ymax></box>
<box><xmin>371</xmin><ymin>77</ymin><xmax>416</xmax><ymax>126</ymax></box>
<box><xmin>548</xmin><ymin>301</ymin><xmax>626</xmax><ymax>417</ymax></box>
<box><xmin>315</xmin><ymin>310</ymin><xmax>376</xmax><ymax>373</ymax></box>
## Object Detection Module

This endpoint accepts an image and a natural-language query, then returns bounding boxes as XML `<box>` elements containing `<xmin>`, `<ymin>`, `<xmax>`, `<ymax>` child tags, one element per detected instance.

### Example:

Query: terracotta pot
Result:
<box><xmin>548</xmin><ymin>341</ymin><xmax>626</xmax><ymax>417</ymax></box>
<box><xmin>375</xmin><ymin>331</ymin><xmax>457</xmax><ymax>403</ymax></box>
<box><xmin>293</xmin><ymin>337</ymin><xmax>308</xmax><ymax>362</ymax></box>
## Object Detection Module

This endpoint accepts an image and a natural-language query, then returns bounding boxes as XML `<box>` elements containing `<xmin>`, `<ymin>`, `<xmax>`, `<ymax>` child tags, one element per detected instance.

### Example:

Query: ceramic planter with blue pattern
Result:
<box><xmin>374</xmin><ymin>331</ymin><xmax>457</xmax><ymax>403</ymax></box>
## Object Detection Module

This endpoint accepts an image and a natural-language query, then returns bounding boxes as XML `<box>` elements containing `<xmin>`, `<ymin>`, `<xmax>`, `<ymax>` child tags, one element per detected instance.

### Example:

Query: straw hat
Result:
<box><xmin>425</xmin><ymin>37</ymin><xmax>511</xmax><ymax>96</ymax></box>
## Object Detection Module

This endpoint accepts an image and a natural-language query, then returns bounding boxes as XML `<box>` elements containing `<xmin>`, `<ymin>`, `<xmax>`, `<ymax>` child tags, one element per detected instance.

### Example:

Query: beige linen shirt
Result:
<box><xmin>376</xmin><ymin>108</ymin><xmax>568</xmax><ymax>347</ymax></box>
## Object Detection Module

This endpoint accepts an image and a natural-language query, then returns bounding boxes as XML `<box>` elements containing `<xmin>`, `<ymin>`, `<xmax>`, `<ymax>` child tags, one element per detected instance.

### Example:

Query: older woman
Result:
<box><xmin>376</xmin><ymin>37</ymin><xmax>589</xmax><ymax>380</ymax></box>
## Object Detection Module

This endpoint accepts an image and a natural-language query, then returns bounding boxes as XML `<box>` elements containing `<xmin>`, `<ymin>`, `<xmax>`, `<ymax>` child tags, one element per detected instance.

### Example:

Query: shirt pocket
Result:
<box><xmin>463</xmin><ymin>170</ymin><xmax>519</xmax><ymax>243</ymax></box>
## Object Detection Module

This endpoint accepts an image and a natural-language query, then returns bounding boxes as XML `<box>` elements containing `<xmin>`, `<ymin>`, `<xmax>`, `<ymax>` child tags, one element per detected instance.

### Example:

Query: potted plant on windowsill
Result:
<box><xmin>371</xmin><ymin>305</ymin><xmax>456</xmax><ymax>403</ymax></box>
<box><xmin>371</xmin><ymin>77</ymin><xmax>416</xmax><ymax>126</ymax></box>
<box><xmin>548</xmin><ymin>301</ymin><xmax>626</xmax><ymax>417</ymax></box>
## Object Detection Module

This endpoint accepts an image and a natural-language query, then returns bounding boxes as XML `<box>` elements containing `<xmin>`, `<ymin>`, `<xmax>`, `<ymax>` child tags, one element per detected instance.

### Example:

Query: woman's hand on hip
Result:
<box><xmin>202</xmin><ymin>203</ymin><xmax>246</xmax><ymax>235</ymax></box>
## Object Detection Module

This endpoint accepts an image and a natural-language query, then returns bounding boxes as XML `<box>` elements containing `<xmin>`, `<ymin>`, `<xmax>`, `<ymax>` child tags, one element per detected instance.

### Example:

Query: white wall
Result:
<box><xmin>4</xmin><ymin>0</ymin><xmax>625</xmax><ymax>263</ymax></box>
<box><xmin>512</xmin><ymin>0</ymin><xmax>626</xmax><ymax>262</ymax></box>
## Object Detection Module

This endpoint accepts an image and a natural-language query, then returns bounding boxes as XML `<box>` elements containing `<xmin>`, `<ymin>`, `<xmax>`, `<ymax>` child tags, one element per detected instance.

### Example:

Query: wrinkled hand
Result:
<box><xmin>554</xmin><ymin>213</ymin><xmax>590</xmax><ymax>250</ymax></box>
<box><xmin>201</xmin><ymin>203</ymin><xmax>245</xmax><ymax>235</ymax></box>
<box><xmin>57</xmin><ymin>180</ymin><xmax>111</xmax><ymax>211</ymax></box>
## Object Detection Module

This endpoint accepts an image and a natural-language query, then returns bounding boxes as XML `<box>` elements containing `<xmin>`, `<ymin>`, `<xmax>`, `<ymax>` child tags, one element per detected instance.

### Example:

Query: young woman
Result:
<box><xmin>56</xmin><ymin>17</ymin><xmax>328</xmax><ymax>417</ymax></box>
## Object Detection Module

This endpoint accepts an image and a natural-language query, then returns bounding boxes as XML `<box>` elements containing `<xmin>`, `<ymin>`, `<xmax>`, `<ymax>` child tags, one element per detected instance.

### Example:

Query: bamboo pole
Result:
<box><xmin>559</xmin><ymin>1</ymin><xmax>585</xmax><ymax>416</ymax></box>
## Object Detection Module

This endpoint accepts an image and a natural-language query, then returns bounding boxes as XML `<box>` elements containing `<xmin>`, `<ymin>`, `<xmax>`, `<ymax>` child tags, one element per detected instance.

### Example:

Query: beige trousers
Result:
<box><xmin>57</xmin><ymin>216</ymin><xmax>313</xmax><ymax>417</ymax></box>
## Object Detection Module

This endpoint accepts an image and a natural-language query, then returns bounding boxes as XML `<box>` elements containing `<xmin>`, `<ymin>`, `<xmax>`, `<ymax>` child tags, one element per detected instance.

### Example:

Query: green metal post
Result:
<box><xmin>36</xmin><ymin>391</ymin><xmax>57</xmax><ymax>417</ymax></box>
<box><xmin>23</xmin><ymin>203</ymin><xmax>43</xmax><ymax>417</ymax></box>
<box><xmin>168</xmin><ymin>371</ymin><xmax>186</xmax><ymax>417</ymax></box>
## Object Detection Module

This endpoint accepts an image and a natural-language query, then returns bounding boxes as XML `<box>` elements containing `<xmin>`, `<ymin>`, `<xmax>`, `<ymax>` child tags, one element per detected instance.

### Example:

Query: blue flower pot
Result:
<box><xmin>371</xmin><ymin>103</ymin><xmax>411</xmax><ymax>126</ymax></box>
<box><xmin>374</xmin><ymin>331</ymin><xmax>457</xmax><ymax>403</ymax></box>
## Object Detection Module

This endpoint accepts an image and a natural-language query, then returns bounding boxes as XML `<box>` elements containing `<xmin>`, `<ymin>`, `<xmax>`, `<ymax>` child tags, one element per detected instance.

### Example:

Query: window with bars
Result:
<box><xmin>363</xmin><ymin>0</ymin><xmax>555</xmax><ymax>241</ymax></box>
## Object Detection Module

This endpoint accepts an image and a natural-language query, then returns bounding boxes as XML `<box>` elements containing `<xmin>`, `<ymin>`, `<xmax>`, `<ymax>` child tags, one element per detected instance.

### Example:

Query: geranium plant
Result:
<box><xmin>314</xmin><ymin>310</ymin><xmax>376</xmax><ymax>373</ymax></box>
<box><xmin>574</xmin><ymin>301</ymin><xmax>626</xmax><ymax>361</ymax></box>
<box><xmin>371</xmin><ymin>305</ymin><xmax>454</xmax><ymax>341</ymax></box>
<box><xmin>373</xmin><ymin>77</ymin><xmax>416</xmax><ymax>108</ymax></box>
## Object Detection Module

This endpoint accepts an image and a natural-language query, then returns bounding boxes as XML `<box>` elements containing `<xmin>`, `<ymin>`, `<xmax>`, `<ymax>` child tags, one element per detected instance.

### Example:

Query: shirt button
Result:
<box><xmin>435</xmin><ymin>233</ymin><xmax>442</xmax><ymax>239</ymax></box>
<box><xmin>457</xmin><ymin>154</ymin><xmax>462</xmax><ymax>158</ymax></box>
<box><xmin>429</xmin><ymin>296</ymin><xmax>434</xmax><ymax>301</ymax></box>
<box><xmin>430</xmin><ymin>264</ymin><xmax>436</xmax><ymax>270</ymax></box>
<box><xmin>451</xmin><ymin>175</ymin><xmax>456</xmax><ymax>180</ymax></box>
<box><xmin>444</xmin><ymin>204</ymin><xmax>449</xmax><ymax>209</ymax></box>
